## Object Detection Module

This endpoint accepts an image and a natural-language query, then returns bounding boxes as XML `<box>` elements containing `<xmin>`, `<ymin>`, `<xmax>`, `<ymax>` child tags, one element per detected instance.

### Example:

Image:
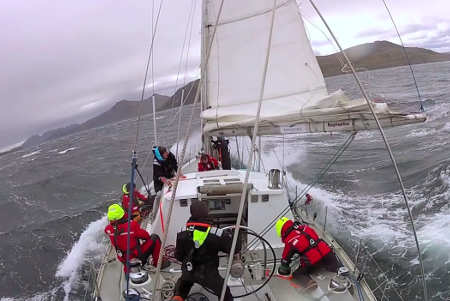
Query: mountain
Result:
<box><xmin>21</xmin><ymin>80</ymin><xmax>201</xmax><ymax>150</ymax></box>
<box><xmin>317</xmin><ymin>40</ymin><xmax>450</xmax><ymax>77</ymax></box>
<box><xmin>18</xmin><ymin>41</ymin><xmax>449</xmax><ymax>149</ymax></box>
<box><xmin>22</xmin><ymin>93</ymin><xmax>174</xmax><ymax>149</ymax></box>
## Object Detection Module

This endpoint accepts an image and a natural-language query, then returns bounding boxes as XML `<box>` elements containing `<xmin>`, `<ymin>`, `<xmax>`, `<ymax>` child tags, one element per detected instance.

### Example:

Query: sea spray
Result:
<box><xmin>55</xmin><ymin>216</ymin><xmax>108</xmax><ymax>300</ymax></box>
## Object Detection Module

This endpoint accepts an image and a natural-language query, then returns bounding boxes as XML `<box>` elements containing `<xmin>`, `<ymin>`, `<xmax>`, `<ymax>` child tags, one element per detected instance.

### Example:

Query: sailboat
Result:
<box><xmin>94</xmin><ymin>1</ymin><xmax>427</xmax><ymax>300</ymax></box>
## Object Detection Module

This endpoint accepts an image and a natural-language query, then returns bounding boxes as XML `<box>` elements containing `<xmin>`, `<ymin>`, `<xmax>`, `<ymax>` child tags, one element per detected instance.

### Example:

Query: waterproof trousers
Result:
<box><xmin>138</xmin><ymin>234</ymin><xmax>161</xmax><ymax>267</ymax></box>
<box><xmin>174</xmin><ymin>267</ymin><xmax>232</xmax><ymax>301</ymax></box>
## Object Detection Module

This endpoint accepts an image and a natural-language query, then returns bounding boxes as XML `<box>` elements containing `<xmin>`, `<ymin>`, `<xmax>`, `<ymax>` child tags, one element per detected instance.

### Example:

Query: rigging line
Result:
<box><xmin>133</xmin><ymin>0</ymin><xmax>165</xmax><ymax>151</ymax></box>
<box><xmin>243</xmin><ymin>132</ymin><xmax>357</xmax><ymax>252</ymax></box>
<box><xmin>302</xmin><ymin>16</ymin><xmax>346</xmax><ymax>68</ymax></box>
<box><xmin>140</xmin><ymin>81</ymin><xmax>196</xmax><ymax>172</ymax></box>
<box><xmin>175</xmin><ymin>88</ymin><xmax>185</xmax><ymax>158</ymax></box>
<box><xmin>381</xmin><ymin>0</ymin><xmax>424</xmax><ymax>112</ymax></box>
<box><xmin>151</xmin><ymin>0</ymin><xmax>158</xmax><ymax>146</ymax></box>
<box><xmin>219</xmin><ymin>1</ymin><xmax>278</xmax><ymax>300</ymax></box>
<box><xmin>174</xmin><ymin>82</ymin><xmax>195</xmax><ymax>157</ymax></box>
<box><xmin>150</xmin><ymin>1</ymin><xmax>226</xmax><ymax>300</ymax></box>
<box><xmin>183</xmin><ymin>0</ymin><xmax>197</xmax><ymax>86</ymax></box>
<box><xmin>308</xmin><ymin>1</ymin><xmax>428</xmax><ymax>300</ymax></box>
<box><xmin>359</xmin><ymin>241</ymin><xmax>405</xmax><ymax>301</ymax></box>
<box><xmin>125</xmin><ymin>154</ymin><xmax>137</xmax><ymax>300</ymax></box>
<box><xmin>235</xmin><ymin>136</ymin><xmax>241</xmax><ymax>168</ymax></box>
<box><xmin>171</xmin><ymin>0</ymin><xmax>195</xmax><ymax>110</ymax></box>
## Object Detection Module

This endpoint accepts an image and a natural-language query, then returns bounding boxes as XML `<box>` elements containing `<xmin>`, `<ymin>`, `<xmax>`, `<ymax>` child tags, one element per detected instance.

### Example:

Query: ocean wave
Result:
<box><xmin>442</xmin><ymin>122</ymin><xmax>450</xmax><ymax>133</ymax></box>
<box><xmin>406</xmin><ymin>128</ymin><xmax>438</xmax><ymax>138</ymax></box>
<box><xmin>55</xmin><ymin>215</ymin><xmax>108</xmax><ymax>301</ymax></box>
<box><xmin>170</xmin><ymin>129</ymin><xmax>202</xmax><ymax>162</ymax></box>
<box><xmin>0</xmin><ymin>141</ymin><xmax>24</xmax><ymax>154</ymax></box>
<box><xmin>57</xmin><ymin>147</ymin><xmax>77</xmax><ymax>155</ymax></box>
<box><xmin>21</xmin><ymin>150</ymin><xmax>41</xmax><ymax>158</ymax></box>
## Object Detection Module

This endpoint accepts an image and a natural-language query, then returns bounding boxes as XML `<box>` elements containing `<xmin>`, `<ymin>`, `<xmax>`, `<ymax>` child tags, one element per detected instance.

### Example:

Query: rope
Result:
<box><xmin>151</xmin><ymin>1</ymin><xmax>158</xmax><ymax>146</ymax></box>
<box><xmin>140</xmin><ymin>82</ymin><xmax>196</xmax><ymax>172</ymax></box>
<box><xmin>133</xmin><ymin>0</ymin><xmax>164</xmax><ymax>151</ymax></box>
<box><xmin>125</xmin><ymin>154</ymin><xmax>137</xmax><ymax>299</ymax></box>
<box><xmin>150</xmin><ymin>1</ymin><xmax>226</xmax><ymax>299</ymax></box>
<box><xmin>308</xmin><ymin>1</ymin><xmax>428</xmax><ymax>300</ymax></box>
<box><xmin>381</xmin><ymin>0</ymin><xmax>424</xmax><ymax>112</ymax></box>
<box><xmin>175</xmin><ymin>88</ymin><xmax>185</xmax><ymax>158</ymax></box>
<box><xmin>219</xmin><ymin>1</ymin><xmax>278</xmax><ymax>300</ymax></box>
<box><xmin>172</xmin><ymin>0</ymin><xmax>196</xmax><ymax>108</ymax></box>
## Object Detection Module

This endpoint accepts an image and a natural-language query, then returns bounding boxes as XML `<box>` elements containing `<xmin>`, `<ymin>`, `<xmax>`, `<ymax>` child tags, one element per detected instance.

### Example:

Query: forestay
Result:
<box><xmin>201</xmin><ymin>0</ymin><xmax>426</xmax><ymax>136</ymax></box>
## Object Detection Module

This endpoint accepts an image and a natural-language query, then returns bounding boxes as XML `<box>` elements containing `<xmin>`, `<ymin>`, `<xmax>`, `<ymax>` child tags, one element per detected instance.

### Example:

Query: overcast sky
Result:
<box><xmin>1</xmin><ymin>0</ymin><xmax>449</xmax><ymax>150</ymax></box>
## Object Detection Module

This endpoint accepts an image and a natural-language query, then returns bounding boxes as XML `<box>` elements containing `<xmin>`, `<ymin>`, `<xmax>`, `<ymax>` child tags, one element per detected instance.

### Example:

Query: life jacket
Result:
<box><xmin>181</xmin><ymin>222</ymin><xmax>224</xmax><ymax>272</ymax></box>
<box><xmin>283</xmin><ymin>223</ymin><xmax>331</xmax><ymax>266</ymax></box>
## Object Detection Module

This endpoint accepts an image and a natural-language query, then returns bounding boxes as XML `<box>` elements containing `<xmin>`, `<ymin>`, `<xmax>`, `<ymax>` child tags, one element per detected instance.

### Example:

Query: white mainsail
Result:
<box><xmin>200</xmin><ymin>0</ymin><xmax>425</xmax><ymax>136</ymax></box>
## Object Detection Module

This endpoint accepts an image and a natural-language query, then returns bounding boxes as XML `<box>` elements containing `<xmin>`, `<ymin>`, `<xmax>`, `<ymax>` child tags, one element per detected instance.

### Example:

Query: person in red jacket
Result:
<box><xmin>275</xmin><ymin>217</ymin><xmax>340</xmax><ymax>278</ymax></box>
<box><xmin>198</xmin><ymin>153</ymin><xmax>219</xmax><ymax>172</ymax></box>
<box><xmin>104</xmin><ymin>204</ymin><xmax>168</xmax><ymax>272</ymax></box>
<box><xmin>121</xmin><ymin>182</ymin><xmax>148</xmax><ymax>222</ymax></box>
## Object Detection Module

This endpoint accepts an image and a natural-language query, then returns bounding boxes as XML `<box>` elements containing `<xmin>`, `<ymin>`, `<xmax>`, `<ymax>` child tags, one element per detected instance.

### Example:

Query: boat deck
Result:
<box><xmin>94</xmin><ymin>160</ymin><xmax>376</xmax><ymax>300</ymax></box>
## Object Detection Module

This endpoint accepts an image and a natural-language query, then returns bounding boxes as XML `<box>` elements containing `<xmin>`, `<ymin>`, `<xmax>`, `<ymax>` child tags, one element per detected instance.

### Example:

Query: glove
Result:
<box><xmin>278</xmin><ymin>260</ymin><xmax>291</xmax><ymax>276</ymax></box>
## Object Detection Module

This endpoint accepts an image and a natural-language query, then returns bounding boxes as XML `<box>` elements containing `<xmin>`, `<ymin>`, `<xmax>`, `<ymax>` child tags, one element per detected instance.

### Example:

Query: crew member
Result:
<box><xmin>276</xmin><ymin>217</ymin><xmax>340</xmax><ymax>278</ymax></box>
<box><xmin>198</xmin><ymin>153</ymin><xmax>219</xmax><ymax>172</ymax></box>
<box><xmin>121</xmin><ymin>182</ymin><xmax>148</xmax><ymax>222</ymax></box>
<box><xmin>172</xmin><ymin>201</ymin><xmax>240</xmax><ymax>301</ymax></box>
<box><xmin>104</xmin><ymin>204</ymin><xmax>169</xmax><ymax>272</ymax></box>
<box><xmin>153</xmin><ymin>146</ymin><xmax>180</xmax><ymax>193</ymax></box>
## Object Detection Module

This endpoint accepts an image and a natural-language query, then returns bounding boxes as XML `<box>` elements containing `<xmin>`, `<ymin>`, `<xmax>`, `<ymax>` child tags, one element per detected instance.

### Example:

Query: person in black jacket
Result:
<box><xmin>172</xmin><ymin>201</ymin><xmax>239</xmax><ymax>301</ymax></box>
<box><xmin>152</xmin><ymin>146</ymin><xmax>180</xmax><ymax>193</ymax></box>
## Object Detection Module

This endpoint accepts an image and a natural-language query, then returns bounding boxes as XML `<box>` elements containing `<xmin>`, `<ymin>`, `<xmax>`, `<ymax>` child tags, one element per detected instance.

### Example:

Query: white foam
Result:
<box><xmin>55</xmin><ymin>216</ymin><xmax>108</xmax><ymax>301</ymax></box>
<box><xmin>58</xmin><ymin>147</ymin><xmax>77</xmax><ymax>155</ymax></box>
<box><xmin>0</xmin><ymin>140</ymin><xmax>24</xmax><ymax>154</ymax></box>
<box><xmin>406</xmin><ymin>128</ymin><xmax>437</xmax><ymax>138</ymax></box>
<box><xmin>0</xmin><ymin>287</ymin><xmax>59</xmax><ymax>301</ymax></box>
<box><xmin>442</xmin><ymin>122</ymin><xmax>450</xmax><ymax>133</ymax></box>
<box><xmin>170</xmin><ymin>130</ymin><xmax>202</xmax><ymax>161</ymax></box>
<box><xmin>21</xmin><ymin>150</ymin><xmax>41</xmax><ymax>158</ymax></box>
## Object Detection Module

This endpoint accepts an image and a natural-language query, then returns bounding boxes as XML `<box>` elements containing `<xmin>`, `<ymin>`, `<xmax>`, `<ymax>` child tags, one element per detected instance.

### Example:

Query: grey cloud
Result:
<box><xmin>0</xmin><ymin>0</ymin><xmax>201</xmax><ymax>148</ymax></box>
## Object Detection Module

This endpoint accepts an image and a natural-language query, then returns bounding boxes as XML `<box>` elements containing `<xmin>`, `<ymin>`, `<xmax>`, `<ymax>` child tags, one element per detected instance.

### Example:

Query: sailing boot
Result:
<box><xmin>278</xmin><ymin>260</ymin><xmax>291</xmax><ymax>276</ymax></box>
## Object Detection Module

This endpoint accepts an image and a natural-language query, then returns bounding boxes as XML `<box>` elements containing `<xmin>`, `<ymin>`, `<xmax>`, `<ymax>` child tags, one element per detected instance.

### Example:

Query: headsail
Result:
<box><xmin>201</xmin><ymin>0</ymin><xmax>426</xmax><ymax>136</ymax></box>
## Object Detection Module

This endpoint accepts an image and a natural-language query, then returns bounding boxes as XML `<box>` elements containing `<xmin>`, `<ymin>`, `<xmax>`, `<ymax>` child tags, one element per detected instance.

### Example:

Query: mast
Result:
<box><xmin>201</xmin><ymin>0</ymin><xmax>210</xmax><ymax>154</ymax></box>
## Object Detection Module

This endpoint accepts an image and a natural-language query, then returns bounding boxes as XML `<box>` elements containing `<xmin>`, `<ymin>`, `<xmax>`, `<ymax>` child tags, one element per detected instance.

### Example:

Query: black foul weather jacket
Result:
<box><xmin>174</xmin><ymin>218</ymin><xmax>240</xmax><ymax>301</ymax></box>
<box><xmin>153</xmin><ymin>152</ymin><xmax>178</xmax><ymax>192</ymax></box>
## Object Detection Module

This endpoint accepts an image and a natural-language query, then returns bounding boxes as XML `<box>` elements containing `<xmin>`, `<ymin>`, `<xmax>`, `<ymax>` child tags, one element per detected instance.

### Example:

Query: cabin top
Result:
<box><xmin>167</xmin><ymin>169</ymin><xmax>285</xmax><ymax>200</ymax></box>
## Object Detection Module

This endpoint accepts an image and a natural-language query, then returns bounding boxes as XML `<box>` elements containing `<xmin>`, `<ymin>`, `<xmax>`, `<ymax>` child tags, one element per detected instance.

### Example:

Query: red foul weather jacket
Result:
<box><xmin>122</xmin><ymin>190</ymin><xmax>148</xmax><ymax>213</ymax></box>
<box><xmin>105</xmin><ymin>220</ymin><xmax>155</xmax><ymax>264</ymax></box>
<box><xmin>281</xmin><ymin>220</ymin><xmax>331</xmax><ymax>266</ymax></box>
<box><xmin>198</xmin><ymin>156</ymin><xmax>219</xmax><ymax>171</ymax></box>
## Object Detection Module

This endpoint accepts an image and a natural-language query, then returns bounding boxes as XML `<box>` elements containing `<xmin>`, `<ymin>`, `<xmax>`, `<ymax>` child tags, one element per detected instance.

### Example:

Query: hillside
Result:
<box><xmin>21</xmin><ymin>87</ymin><xmax>195</xmax><ymax>149</ymax></box>
<box><xmin>317</xmin><ymin>40</ymin><xmax>450</xmax><ymax>77</ymax></box>
<box><xmin>17</xmin><ymin>40</ymin><xmax>450</xmax><ymax>149</ymax></box>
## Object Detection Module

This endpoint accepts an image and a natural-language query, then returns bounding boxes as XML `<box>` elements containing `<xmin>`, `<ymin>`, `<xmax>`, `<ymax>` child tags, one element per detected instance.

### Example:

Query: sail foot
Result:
<box><xmin>203</xmin><ymin>112</ymin><xmax>427</xmax><ymax>136</ymax></box>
